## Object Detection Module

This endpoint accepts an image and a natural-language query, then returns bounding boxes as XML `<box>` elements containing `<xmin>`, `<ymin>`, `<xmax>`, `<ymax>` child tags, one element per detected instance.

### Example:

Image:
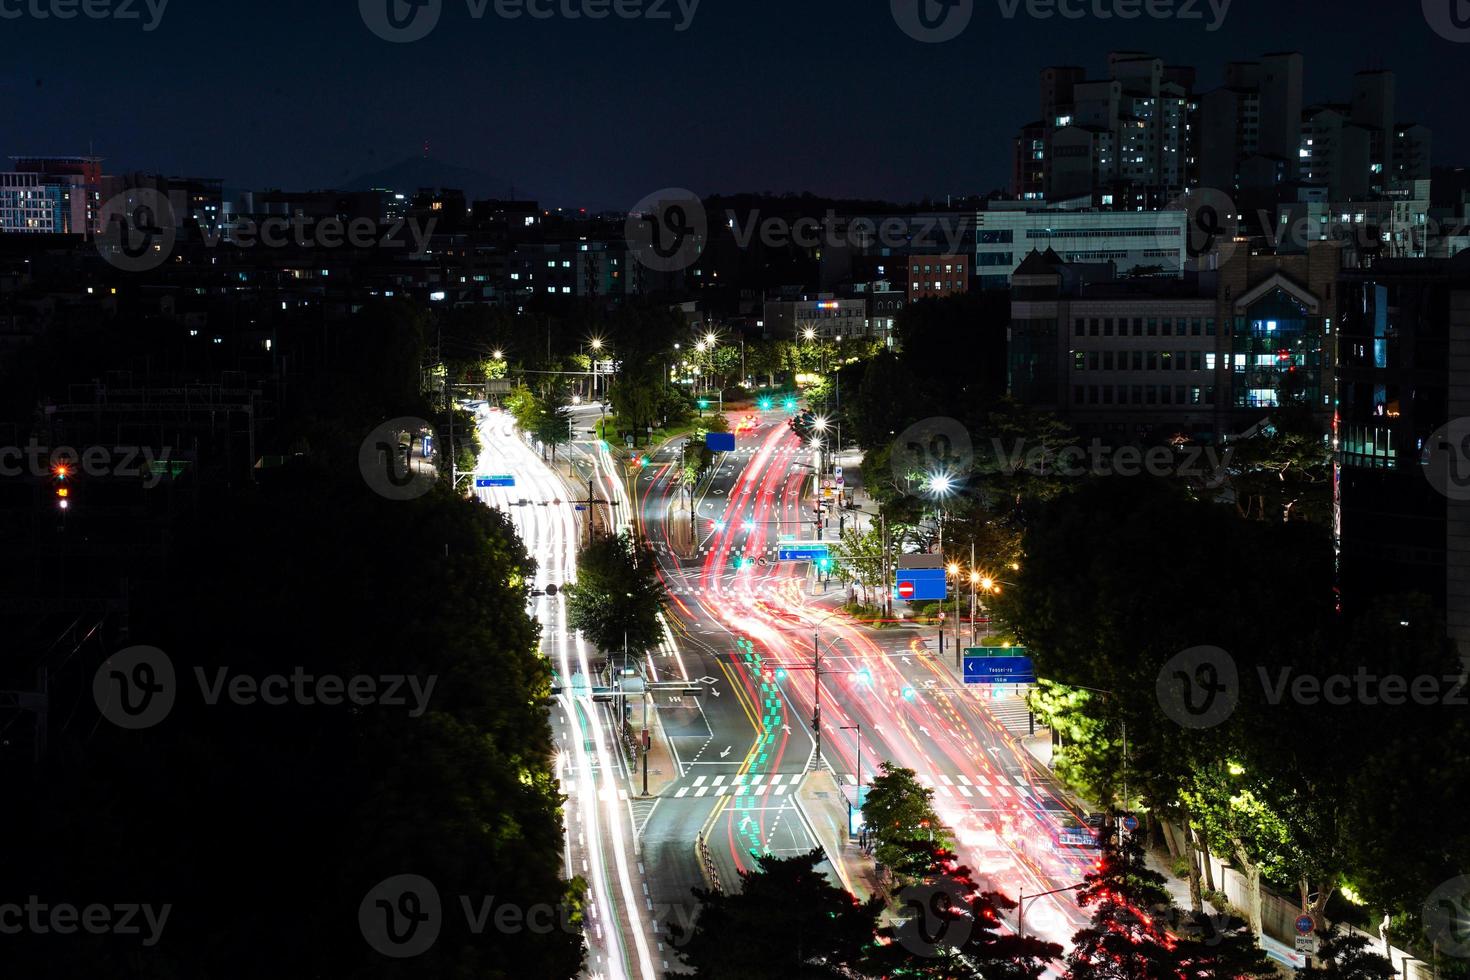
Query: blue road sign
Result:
<box><xmin>1123</xmin><ymin>815</ymin><xmax>1140</xmax><ymax>832</ymax></box>
<box><xmin>778</xmin><ymin>546</ymin><xmax>829</xmax><ymax>562</ymax></box>
<box><xmin>895</xmin><ymin>567</ymin><xmax>946</xmax><ymax>601</ymax></box>
<box><xmin>1295</xmin><ymin>915</ymin><xmax>1315</xmax><ymax>935</ymax></box>
<box><xmin>706</xmin><ymin>432</ymin><xmax>736</xmax><ymax>453</ymax></box>
<box><xmin>963</xmin><ymin>655</ymin><xmax>1037</xmax><ymax>685</ymax></box>
<box><xmin>475</xmin><ymin>474</ymin><xmax>515</xmax><ymax>488</ymax></box>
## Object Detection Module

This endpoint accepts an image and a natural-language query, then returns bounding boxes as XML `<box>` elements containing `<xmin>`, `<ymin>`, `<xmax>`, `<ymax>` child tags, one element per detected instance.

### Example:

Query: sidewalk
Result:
<box><xmin>794</xmin><ymin>769</ymin><xmax>885</xmax><ymax>904</ymax></box>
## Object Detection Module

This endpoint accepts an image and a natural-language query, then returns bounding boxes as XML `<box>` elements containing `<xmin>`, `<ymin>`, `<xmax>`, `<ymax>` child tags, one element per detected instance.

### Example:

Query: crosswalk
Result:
<box><xmin>667</xmin><ymin>769</ymin><xmax>1037</xmax><ymax>803</ymax></box>
<box><xmin>672</xmin><ymin>771</ymin><xmax>807</xmax><ymax>799</ymax></box>
<box><xmin>915</xmin><ymin>770</ymin><xmax>1037</xmax><ymax>802</ymax></box>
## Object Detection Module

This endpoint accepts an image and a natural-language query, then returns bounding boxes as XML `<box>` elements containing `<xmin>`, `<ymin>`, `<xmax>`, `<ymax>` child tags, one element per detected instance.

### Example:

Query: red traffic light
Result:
<box><xmin>53</xmin><ymin>464</ymin><xmax>70</xmax><ymax>480</ymax></box>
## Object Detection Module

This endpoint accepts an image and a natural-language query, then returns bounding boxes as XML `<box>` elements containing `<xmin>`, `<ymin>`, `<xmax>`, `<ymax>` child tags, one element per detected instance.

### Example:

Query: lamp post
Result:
<box><xmin>1017</xmin><ymin>883</ymin><xmax>1086</xmax><ymax>941</ymax></box>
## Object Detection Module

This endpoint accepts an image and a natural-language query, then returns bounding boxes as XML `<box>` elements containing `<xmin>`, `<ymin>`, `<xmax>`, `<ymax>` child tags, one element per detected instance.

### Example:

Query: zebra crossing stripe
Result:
<box><xmin>675</xmin><ymin>787</ymin><xmax>690</xmax><ymax>798</ymax></box>
<box><xmin>775</xmin><ymin>785</ymin><xmax>787</xmax><ymax>796</ymax></box>
<box><xmin>957</xmin><ymin>784</ymin><xmax>973</xmax><ymax>798</ymax></box>
<box><xmin>939</xmin><ymin>774</ymin><xmax>954</xmax><ymax>785</ymax></box>
<box><xmin>694</xmin><ymin>776</ymin><xmax>706</xmax><ymax>786</ymax></box>
<box><xmin>695</xmin><ymin>786</ymin><xmax>709</xmax><ymax>798</ymax></box>
<box><xmin>957</xmin><ymin>775</ymin><xmax>972</xmax><ymax>786</ymax></box>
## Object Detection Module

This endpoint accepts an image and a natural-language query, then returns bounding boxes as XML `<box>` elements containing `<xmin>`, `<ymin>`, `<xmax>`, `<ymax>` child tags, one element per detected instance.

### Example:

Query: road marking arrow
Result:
<box><xmin>919</xmin><ymin>726</ymin><xmax>931</xmax><ymax>736</ymax></box>
<box><xmin>720</xmin><ymin>746</ymin><xmax>732</xmax><ymax>759</ymax></box>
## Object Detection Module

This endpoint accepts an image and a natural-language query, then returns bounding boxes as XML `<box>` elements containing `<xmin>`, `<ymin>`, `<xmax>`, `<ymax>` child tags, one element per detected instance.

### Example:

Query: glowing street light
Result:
<box><xmin>926</xmin><ymin>472</ymin><xmax>956</xmax><ymax>497</ymax></box>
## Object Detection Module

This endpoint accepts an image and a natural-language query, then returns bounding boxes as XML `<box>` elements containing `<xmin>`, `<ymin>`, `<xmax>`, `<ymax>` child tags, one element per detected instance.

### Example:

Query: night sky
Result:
<box><xmin>2</xmin><ymin>0</ymin><xmax>1463</xmax><ymax>207</ymax></box>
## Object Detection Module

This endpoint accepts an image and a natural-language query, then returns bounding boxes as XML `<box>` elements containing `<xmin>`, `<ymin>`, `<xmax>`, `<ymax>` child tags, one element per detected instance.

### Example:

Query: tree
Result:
<box><xmin>833</xmin><ymin>526</ymin><xmax>888</xmax><ymax>606</ymax></box>
<box><xmin>866</xmin><ymin>854</ymin><xmax>1061</xmax><ymax>979</ymax></box>
<box><xmin>1219</xmin><ymin>404</ymin><xmax>1333</xmax><ymax>525</ymax></box>
<box><xmin>671</xmin><ymin>848</ymin><xmax>882</xmax><ymax>979</ymax></box>
<box><xmin>564</xmin><ymin>531</ymin><xmax>667</xmax><ymax>658</ymax></box>
<box><xmin>862</xmin><ymin>762</ymin><xmax>947</xmax><ymax>881</ymax></box>
<box><xmin>1294</xmin><ymin>929</ymin><xmax>1397</xmax><ymax>980</ymax></box>
<box><xmin>534</xmin><ymin>385</ymin><xmax>573</xmax><ymax>463</ymax></box>
<box><xmin>1064</xmin><ymin>833</ymin><xmax>1186</xmax><ymax>980</ymax></box>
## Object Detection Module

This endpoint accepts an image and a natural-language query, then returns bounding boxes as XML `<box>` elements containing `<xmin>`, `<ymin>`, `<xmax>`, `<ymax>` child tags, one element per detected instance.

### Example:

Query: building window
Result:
<box><xmin>1074</xmin><ymin>352</ymin><xmax>1086</xmax><ymax>370</ymax></box>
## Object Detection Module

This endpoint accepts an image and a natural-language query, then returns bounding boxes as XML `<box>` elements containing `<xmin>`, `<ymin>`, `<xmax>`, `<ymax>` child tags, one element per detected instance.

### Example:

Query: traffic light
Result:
<box><xmin>52</xmin><ymin>463</ymin><xmax>71</xmax><ymax>510</ymax></box>
<box><xmin>758</xmin><ymin>398</ymin><xmax>773</xmax><ymax>411</ymax></box>
<box><xmin>901</xmin><ymin>686</ymin><xmax>917</xmax><ymax>701</ymax></box>
<box><xmin>775</xmin><ymin>667</ymin><xmax>787</xmax><ymax>681</ymax></box>
<box><xmin>856</xmin><ymin>668</ymin><xmax>873</xmax><ymax>685</ymax></box>
<box><xmin>698</xmin><ymin>399</ymin><xmax>710</xmax><ymax>410</ymax></box>
<box><xmin>783</xmin><ymin>398</ymin><xmax>797</xmax><ymax>412</ymax></box>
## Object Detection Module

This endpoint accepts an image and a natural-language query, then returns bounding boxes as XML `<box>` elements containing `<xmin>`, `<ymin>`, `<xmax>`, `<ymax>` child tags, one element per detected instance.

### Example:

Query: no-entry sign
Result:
<box><xmin>897</xmin><ymin>581</ymin><xmax>915</xmax><ymax>599</ymax></box>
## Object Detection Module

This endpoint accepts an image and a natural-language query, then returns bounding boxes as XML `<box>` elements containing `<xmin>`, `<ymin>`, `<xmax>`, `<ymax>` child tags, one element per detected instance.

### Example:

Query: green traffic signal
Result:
<box><xmin>758</xmin><ymin>398</ymin><xmax>773</xmax><ymax>411</ymax></box>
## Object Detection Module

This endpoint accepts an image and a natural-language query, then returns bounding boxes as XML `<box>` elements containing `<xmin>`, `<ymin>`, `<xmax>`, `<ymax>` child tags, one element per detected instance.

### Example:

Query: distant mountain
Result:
<box><xmin>341</xmin><ymin>156</ymin><xmax>530</xmax><ymax>203</ymax></box>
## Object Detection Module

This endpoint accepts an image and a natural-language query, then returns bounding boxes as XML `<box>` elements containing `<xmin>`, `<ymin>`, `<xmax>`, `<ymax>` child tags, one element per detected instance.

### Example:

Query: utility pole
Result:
<box><xmin>811</xmin><ymin>630</ymin><xmax>822</xmax><ymax>771</ymax></box>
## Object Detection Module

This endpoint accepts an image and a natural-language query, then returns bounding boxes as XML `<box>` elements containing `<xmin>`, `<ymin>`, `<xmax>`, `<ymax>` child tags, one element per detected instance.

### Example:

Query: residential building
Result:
<box><xmin>906</xmin><ymin>254</ymin><xmax>969</xmax><ymax>300</ymax></box>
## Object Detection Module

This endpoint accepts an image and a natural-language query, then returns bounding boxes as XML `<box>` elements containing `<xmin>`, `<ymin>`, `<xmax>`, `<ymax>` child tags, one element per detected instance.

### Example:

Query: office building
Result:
<box><xmin>906</xmin><ymin>254</ymin><xmax>970</xmax><ymax>300</ymax></box>
<box><xmin>1335</xmin><ymin>254</ymin><xmax>1470</xmax><ymax>654</ymax></box>
<box><xmin>1007</xmin><ymin>241</ymin><xmax>1341</xmax><ymax>442</ymax></box>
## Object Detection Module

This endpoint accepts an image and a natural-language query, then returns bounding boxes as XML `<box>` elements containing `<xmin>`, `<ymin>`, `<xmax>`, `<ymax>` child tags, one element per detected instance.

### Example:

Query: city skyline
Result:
<box><xmin>3</xmin><ymin>0</ymin><xmax>1464</xmax><ymax>207</ymax></box>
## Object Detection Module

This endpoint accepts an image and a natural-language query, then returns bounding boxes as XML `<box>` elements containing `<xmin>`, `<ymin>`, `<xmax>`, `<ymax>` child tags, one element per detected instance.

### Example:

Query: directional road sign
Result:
<box><xmin>963</xmin><ymin>652</ymin><xmax>1036</xmax><ymax>685</ymax></box>
<box><xmin>706</xmin><ymin>432</ymin><xmax>736</xmax><ymax>453</ymax></box>
<box><xmin>475</xmin><ymin>474</ymin><xmax>515</xmax><ymax>488</ymax></box>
